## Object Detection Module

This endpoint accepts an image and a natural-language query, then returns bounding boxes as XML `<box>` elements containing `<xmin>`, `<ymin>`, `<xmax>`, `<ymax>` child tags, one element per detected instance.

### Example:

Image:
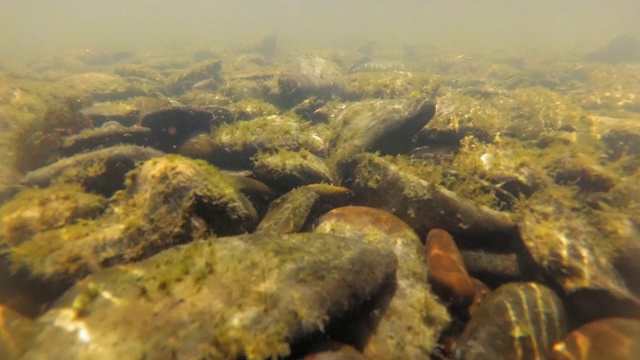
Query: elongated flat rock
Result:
<box><xmin>23</xmin><ymin>233</ymin><xmax>396</xmax><ymax>360</ymax></box>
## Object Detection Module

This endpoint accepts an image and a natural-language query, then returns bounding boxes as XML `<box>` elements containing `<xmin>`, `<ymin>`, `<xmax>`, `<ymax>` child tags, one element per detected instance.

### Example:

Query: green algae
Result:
<box><xmin>228</xmin><ymin>99</ymin><xmax>279</xmax><ymax>121</ymax></box>
<box><xmin>0</xmin><ymin>184</ymin><xmax>106</xmax><ymax>248</ymax></box>
<box><xmin>24</xmin><ymin>233</ymin><xmax>397</xmax><ymax>360</ymax></box>
<box><xmin>7</xmin><ymin>155</ymin><xmax>257</xmax><ymax>284</ymax></box>
<box><xmin>12</xmin><ymin>97</ymin><xmax>92</xmax><ymax>172</ymax></box>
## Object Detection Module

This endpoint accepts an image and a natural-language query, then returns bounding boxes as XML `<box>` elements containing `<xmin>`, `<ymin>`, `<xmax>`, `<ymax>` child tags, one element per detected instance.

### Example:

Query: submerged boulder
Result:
<box><xmin>8</xmin><ymin>156</ymin><xmax>258</xmax><ymax>285</ymax></box>
<box><xmin>23</xmin><ymin>233</ymin><xmax>397</xmax><ymax>360</ymax></box>
<box><xmin>330</xmin><ymin>97</ymin><xmax>436</xmax><ymax>159</ymax></box>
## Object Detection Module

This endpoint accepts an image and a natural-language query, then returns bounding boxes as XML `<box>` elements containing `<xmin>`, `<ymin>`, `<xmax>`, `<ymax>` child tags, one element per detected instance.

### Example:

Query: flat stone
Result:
<box><xmin>339</xmin><ymin>153</ymin><xmax>517</xmax><ymax>243</ymax></box>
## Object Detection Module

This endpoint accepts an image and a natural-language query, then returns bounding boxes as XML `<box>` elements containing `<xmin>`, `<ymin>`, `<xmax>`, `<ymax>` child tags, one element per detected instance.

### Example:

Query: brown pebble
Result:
<box><xmin>551</xmin><ymin>317</ymin><xmax>640</xmax><ymax>360</ymax></box>
<box><xmin>425</xmin><ymin>228</ymin><xmax>475</xmax><ymax>308</ymax></box>
<box><xmin>467</xmin><ymin>278</ymin><xmax>491</xmax><ymax>318</ymax></box>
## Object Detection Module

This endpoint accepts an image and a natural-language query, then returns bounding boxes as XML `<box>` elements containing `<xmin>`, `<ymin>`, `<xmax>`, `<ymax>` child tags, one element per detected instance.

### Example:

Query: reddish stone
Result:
<box><xmin>551</xmin><ymin>317</ymin><xmax>640</xmax><ymax>360</ymax></box>
<box><xmin>425</xmin><ymin>228</ymin><xmax>475</xmax><ymax>307</ymax></box>
<box><xmin>467</xmin><ymin>278</ymin><xmax>491</xmax><ymax>318</ymax></box>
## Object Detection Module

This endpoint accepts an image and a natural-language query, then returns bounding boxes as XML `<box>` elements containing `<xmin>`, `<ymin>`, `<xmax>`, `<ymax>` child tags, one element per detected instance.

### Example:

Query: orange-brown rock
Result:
<box><xmin>425</xmin><ymin>228</ymin><xmax>475</xmax><ymax>307</ymax></box>
<box><xmin>468</xmin><ymin>278</ymin><xmax>491</xmax><ymax>318</ymax></box>
<box><xmin>551</xmin><ymin>317</ymin><xmax>640</xmax><ymax>360</ymax></box>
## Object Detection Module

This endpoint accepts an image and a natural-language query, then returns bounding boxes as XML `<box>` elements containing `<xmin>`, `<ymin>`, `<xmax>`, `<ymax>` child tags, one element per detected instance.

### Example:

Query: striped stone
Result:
<box><xmin>551</xmin><ymin>318</ymin><xmax>640</xmax><ymax>360</ymax></box>
<box><xmin>454</xmin><ymin>282</ymin><xmax>567</xmax><ymax>360</ymax></box>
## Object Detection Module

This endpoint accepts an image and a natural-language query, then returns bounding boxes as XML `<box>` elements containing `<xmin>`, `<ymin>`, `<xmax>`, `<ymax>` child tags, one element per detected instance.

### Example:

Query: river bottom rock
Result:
<box><xmin>23</xmin><ymin>233</ymin><xmax>397</xmax><ymax>360</ymax></box>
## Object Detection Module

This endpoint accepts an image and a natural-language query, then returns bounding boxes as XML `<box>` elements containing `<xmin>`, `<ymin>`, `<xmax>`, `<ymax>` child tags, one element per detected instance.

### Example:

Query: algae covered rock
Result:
<box><xmin>166</xmin><ymin>59</ymin><xmax>222</xmax><ymax>94</ymax></box>
<box><xmin>278</xmin><ymin>54</ymin><xmax>346</xmax><ymax>105</ymax></box>
<box><xmin>314</xmin><ymin>206</ymin><xmax>450</xmax><ymax>358</ymax></box>
<box><xmin>253</xmin><ymin>149</ymin><xmax>335</xmax><ymax>193</ymax></box>
<box><xmin>329</xmin><ymin>97</ymin><xmax>436</xmax><ymax>159</ymax></box>
<box><xmin>21</xmin><ymin>145</ymin><xmax>164</xmax><ymax>197</ymax></box>
<box><xmin>210</xmin><ymin>115</ymin><xmax>325</xmax><ymax>169</ymax></box>
<box><xmin>340</xmin><ymin>153</ymin><xmax>516</xmax><ymax>242</ymax></box>
<box><xmin>8</xmin><ymin>156</ymin><xmax>258</xmax><ymax>284</ymax></box>
<box><xmin>57</xmin><ymin>72</ymin><xmax>146</xmax><ymax>101</ymax></box>
<box><xmin>60</xmin><ymin>121</ymin><xmax>152</xmax><ymax>156</ymax></box>
<box><xmin>139</xmin><ymin>107</ymin><xmax>215</xmax><ymax>152</ymax></box>
<box><xmin>23</xmin><ymin>233</ymin><xmax>397</xmax><ymax>360</ymax></box>
<box><xmin>517</xmin><ymin>191</ymin><xmax>640</xmax><ymax>320</ymax></box>
<box><xmin>256</xmin><ymin>186</ymin><xmax>319</xmax><ymax>234</ymax></box>
<box><xmin>0</xmin><ymin>184</ymin><xmax>106</xmax><ymax>247</ymax></box>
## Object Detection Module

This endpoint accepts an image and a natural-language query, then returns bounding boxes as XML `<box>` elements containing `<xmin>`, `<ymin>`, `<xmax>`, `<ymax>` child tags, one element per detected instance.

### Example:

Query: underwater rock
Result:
<box><xmin>256</xmin><ymin>186</ymin><xmax>320</xmax><ymax>234</ymax></box>
<box><xmin>176</xmin><ymin>132</ymin><xmax>219</xmax><ymax>160</ymax></box>
<box><xmin>12</xmin><ymin>97</ymin><xmax>93</xmax><ymax>173</ymax></box>
<box><xmin>57</xmin><ymin>72</ymin><xmax>146</xmax><ymax>101</ymax></box>
<box><xmin>9</xmin><ymin>156</ymin><xmax>258</xmax><ymax>285</ymax></box>
<box><xmin>21</xmin><ymin>145</ymin><xmax>164</xmax><ymax>197</ymax></box>
<box><xmin>552</xmin><ymin>155</ymin><xmax>616</xmax><ymax>193</ymax></box>
<box><xmin>253</xmin><ymin>149</ymin><xmax>335</xmax><ymax>194</ymax></box>
<box><xmin>303</xmin><ymin>340</ymin><xmax>367</xmax><ymax>360</ymax></box>
<box><xmin>517</xmin><ymin>191</ymin><xmax>640</xmax><ymax>321</ymax></box>
<box><xmin>594</xmin><ymin>116</ymin><xmax>640</xmax><ymax>160</ymax></box>
<box><xmin>550</xmin><ymin>317</ymin><xmax>640</xmax><ymax>360</ymax></box>
<box><xmin>454</xmin><ymin>282</ymin><xmax>568</xmax><ymax>360</ymax></box>
<box><xmin>345</xmin><ymin>71</ymin><xmax>439</xmax><ymax>100</ymax></box>
<box><xmin>467</xmin><ymin>278</ymin><xmax>491</xmax><ymax>318</ymax></box>
<box><xmin>79</xmin><ymin>100</ymin><xmax>142</xmax><ymax>127</ymax></box>
<box><xmin>22</xmin><ymin>233</ymin><xmax>397</xmax><ymax>360</ymax></box>
<box><xmin>291</xmin><ymin>96</ymin><xmax>326</xmax><ymax>122</ymax></box>
<box><xmin>0</xmin><ymin>185</ymin><xmax>106</xmax><ymax>248</ymax></box>
<box><xmin>314</xmin><ymin>206</ymin><xmax>450</xmax><ymax>359</ymax></box>
<box><xmin>210</xmin><ymin>115</ymin><xmax>325</xmax><ymax>169</ymax></box>
<box><xmin>0</xmin><ymin>306</ymin><xmax>42</xmax><ymax>360</ymax></box>
<box><xmin>228</xmin><ymin>99</ymin><xmax>279</xmax><ymax>121</ymax></box>
<box><xmin>60</xmin><ymin>121</ymin><xmax>152</xmax><ymax>156</ymax></box>
<box><xmin>112</xmin><ymin>63</ymin><xmax>163</xmax><ymax>82</ymax></box>
<box><xmin>165</xmin><ymin>59</ymin><xmax>222</xmax><ymax>94</ymax></box>
<box><xmin>139</xmin><ymin>107</ymin><xmax>215</xmax><ymax>152</ymax></box>
<box><xmin>0</xmin><ymin>163</ymin><xmax>21</xmax><ymax>206</ymax></box>
<box><xmin>583</xmin><ymin>34</ymin><xmax>640</xmax><ymax>63</ymax></box>
<box><xmin>306</xmin><ymin>184</ymin><xmax>355</xmax><ymax>221</ymax></box>
<box><xmin>226</xmin><ymin>174</ymin><xmax>275</xmax><ymax>219</ymax></box>
<box><xmin>425</xmin><ymin>229</ymin><xmax>476</xmax><ymax>309</ymax></box>
<box><xmin>339</xmin><ymin>153</ymin><xmax>517</xmax><ymax>243</ymax></box>
<box><xmin>460</xmin><ymin>250</ymin><xmax>522</xmax><ymax>286</ymax></box>
<box><xmin>349</xmin><ymin>57</ymin><xmax>406</xmax><ymax>73</ymax></box>
<box><xmin>330</xmin><ymin>97</ymin><xmax>436</xmax><ymax>159</ymax></box>
<box><xmin>278</xmin><ymin>54</ymin><xmax>346</xmax><ymax>104</ymax></box>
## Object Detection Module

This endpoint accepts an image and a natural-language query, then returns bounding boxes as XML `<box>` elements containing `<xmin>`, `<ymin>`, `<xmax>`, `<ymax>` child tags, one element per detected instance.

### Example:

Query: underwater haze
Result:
<box><xmin>2</xmin><ymin>0</ymin><xmax>640</xmax><ymax>56</ymax></box>
<box><xmin>2</xmin><ymin>1</ymin><xmax>640</xmax><ymax>360</ymax></box>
